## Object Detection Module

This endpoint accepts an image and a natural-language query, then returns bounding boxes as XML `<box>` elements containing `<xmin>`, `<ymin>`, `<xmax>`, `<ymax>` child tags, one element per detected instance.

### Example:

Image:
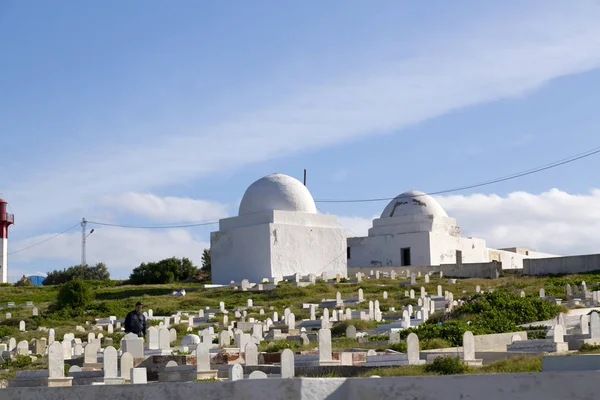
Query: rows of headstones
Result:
<box><xmin>227</xmin><ymin>270</ymin><xmax>442</xmax><ymax>292</ymax></box>
<box><xmin>537</xmin><ymin>282</ymin><xmax>600</xmax><ymax>308</ymax></box>
<box><xmin>4</xmin><ymin>276</ymin><xmax>600</xmax><ymax>386</ymax></box>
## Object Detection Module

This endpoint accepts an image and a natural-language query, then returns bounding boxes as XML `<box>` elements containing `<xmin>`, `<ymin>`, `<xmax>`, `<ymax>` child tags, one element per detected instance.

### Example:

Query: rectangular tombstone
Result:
<box><xmin>281</xmin><ymin>348</ymin><xmax>295</xmax><ymax>378</ymax></box>
<box><xmin>318</xmin><ymin>328</ymin><xmax>332</xmax><ymax>362</ymax></box>
<box><xmin>48</xmin><ymin>342</ymin><xmax>65</xmax><ymax>378</ymax></box>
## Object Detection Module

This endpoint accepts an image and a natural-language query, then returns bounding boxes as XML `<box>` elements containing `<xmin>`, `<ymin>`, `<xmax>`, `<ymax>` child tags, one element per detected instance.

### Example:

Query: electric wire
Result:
<box><xmin>86</xmin><ymin>220</ymin><xmax>220</xmax><ymax>229</ymax></box>
<box><xmin>314</xmin><ymin>146</ymin><xmax>600</xmax><ymax>203</ymax></box>
<box><xmin>8</xmin><ymin>223</ymin><xmax>80</xmax><ymax>255</ymax></box>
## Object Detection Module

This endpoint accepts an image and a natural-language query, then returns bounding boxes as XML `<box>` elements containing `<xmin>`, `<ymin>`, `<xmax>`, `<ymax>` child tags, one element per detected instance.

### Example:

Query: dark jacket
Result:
<box><xmin>124</xmin><ymin>310</ymin><xmax>146</xmax><ymax>337</ymax></box>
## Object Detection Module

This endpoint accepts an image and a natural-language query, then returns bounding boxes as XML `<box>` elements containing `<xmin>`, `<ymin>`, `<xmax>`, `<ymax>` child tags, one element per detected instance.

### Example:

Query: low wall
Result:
<box><xmin>542</xmin><ymin>354</ymin><xmax>600</xmax><ymax>371</ymax></box>
<box><xmin>2</xmin><ymin>373</ymin><xmax>599</xmax><ymax>400</ymax></box>
<box><xmin>348</xmin><ymin>261</ymin><xmax>501</xmax><ymax>279</ymax></box>
<box><xmin>523</xmin><ymin>254</ymin><xmax>600</xmax><ymax>275</ymax></box>
<box><xmin>473</xmin><ymin>331</ymin><xmax>528</xmax><ymax>352</ymax></box>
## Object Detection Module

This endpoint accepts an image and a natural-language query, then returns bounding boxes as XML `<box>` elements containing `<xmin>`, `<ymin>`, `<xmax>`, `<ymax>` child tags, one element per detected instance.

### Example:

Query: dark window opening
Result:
<box><xmin>347</xmin><ymin>247</ymin><xmax>351</xmax><ymax>260</ymax></box>
<box><xmin>401</xmin><ymin>248</ymin><xmax>411</xmax><ymax>266</ymax></box>
<box><xmin>456</xmin><ymin>250</ymin><xmax>462</xmax><ymax>265</ymax></box>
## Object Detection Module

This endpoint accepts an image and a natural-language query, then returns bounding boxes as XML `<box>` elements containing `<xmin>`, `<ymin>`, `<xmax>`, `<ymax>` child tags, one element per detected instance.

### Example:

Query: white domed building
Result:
<box><xmin>210</xmin><ymin>173</ymin><xmax>347</xmax><ymax>284</ymax></box>
<box><xmin>347</xmin><ymin>190</ymin><xmax>490</xmax><ymax>268</ymax></box>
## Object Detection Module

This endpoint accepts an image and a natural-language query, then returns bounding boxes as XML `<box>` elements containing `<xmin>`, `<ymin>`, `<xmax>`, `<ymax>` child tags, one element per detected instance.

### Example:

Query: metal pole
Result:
<box><xmin>303</xmin><ymin>169</ymin><xmax>307</xmax><ymax>186</ymax></box>
<box><xmin>81</xmin><ymin>217</ymin><xmax>87</xmax><ymax>266</ymax></box>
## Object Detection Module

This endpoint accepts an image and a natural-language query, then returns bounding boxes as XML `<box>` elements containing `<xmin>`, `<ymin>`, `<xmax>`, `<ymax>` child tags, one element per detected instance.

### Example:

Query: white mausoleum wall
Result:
<box><xmin>430</xmin><ymin>233</ymin><xmax>489</xmax><ymax>265</ymax></box>
<box><xmin>211</xmin><ymin>224</ymin><xmax>272</xmax><ymax>284</ymax></box>
<box><xmin>347</xmin><ymin>232</ymin><xmax>431</xmax><ymax>268</ymax></box>
<box><xmin>269</xmin><ymin>223</ymin><xmax>347</xmax><ymax>278</ymax></box>
<box><xmin>211</xmin><ymin>210</ymin><xmax>346</xmax><ymax>284</ymax></box>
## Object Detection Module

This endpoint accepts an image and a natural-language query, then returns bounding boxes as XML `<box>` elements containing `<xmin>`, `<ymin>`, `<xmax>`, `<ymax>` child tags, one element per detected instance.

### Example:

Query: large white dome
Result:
<box><xmin>238</xmin><ymin>173</ymin><xmax>317</xmax><ymax>216</ymax></box>
<box><xmin>380</xmin><ymin>190</ymin><xmax>448</xmax><ymax>219</ymax></box>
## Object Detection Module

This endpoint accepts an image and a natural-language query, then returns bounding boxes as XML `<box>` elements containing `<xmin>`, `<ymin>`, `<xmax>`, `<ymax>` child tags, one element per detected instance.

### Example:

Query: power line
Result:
<box><xmin>315</xmin><ymin>146</ymin><xmax>600</xmax><ymax>203</ymax></box>
<box><xmin>87</xmin><ymin>220</ymin><xmax>220</xmax><ymax>229</ymax></box>
<box><xmin>8</xmin><ymin>223</ymin><xmax>80</xmax><ymax>255</ymax></box>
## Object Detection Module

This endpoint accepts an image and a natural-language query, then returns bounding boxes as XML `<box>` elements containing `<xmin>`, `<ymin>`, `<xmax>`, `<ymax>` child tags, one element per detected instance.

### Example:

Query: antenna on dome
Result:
<box><xmin>303</xmin><ymin>169</ymin><xmax>307</xmax><ymax>186</ymax></box>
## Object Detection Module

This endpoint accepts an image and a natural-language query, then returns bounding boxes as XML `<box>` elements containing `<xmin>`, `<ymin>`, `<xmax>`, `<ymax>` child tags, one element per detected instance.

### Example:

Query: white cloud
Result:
<box><xmin>102</xmin><ymin>192</ymin><xmax>228</xmax><ymax>222</ymax></box>
<box><xmin>10</xmin><ymin>226</ymin><xmax>211</xmax><ymax>279</ymax></box>
<box><xmin>8</xmin><ymin>3</ymin><xmax>600</xmax><ymax>226</ymax></box>
<box><xmin>330</xmin><ymin>189</ymin><xmax>600</xmax><ymax>256</ymax></box>
<box><xmin>436</xmin><ymin>189</ymin><xmax>600</xmax><ymax>256</ymax></box>
<box><xmin>336</xmin><ymin>215</ymin><xmax>375</xmax><ymax>237</ymax></box>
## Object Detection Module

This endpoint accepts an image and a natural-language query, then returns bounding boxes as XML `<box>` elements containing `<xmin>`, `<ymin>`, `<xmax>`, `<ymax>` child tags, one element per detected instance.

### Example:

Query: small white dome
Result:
<box><xmin>239</xmin><ymin>173</ymin><xmax>317</xmax><ymax>216</ymax></box>
<box><xmin>380</xmin><ymin>190</ymin><xmax>448</xmax><ymax>219</ymax></box>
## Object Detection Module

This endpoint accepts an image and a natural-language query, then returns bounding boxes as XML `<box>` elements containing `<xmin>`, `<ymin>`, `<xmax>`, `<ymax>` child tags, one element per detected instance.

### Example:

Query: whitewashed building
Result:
<box><xmin>210</xmin><ymin>173</ymin><xmax>347</xmax><ymax>284</ymax></box>
<box><xmin>347</xmin><ymin>190</ymin><xmax>557</xmax><ymax>270</ymax></box>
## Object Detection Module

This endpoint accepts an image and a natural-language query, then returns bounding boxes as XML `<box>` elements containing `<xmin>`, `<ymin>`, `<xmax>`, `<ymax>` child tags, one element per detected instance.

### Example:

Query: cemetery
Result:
<box><xmin>2</xmin><ymin>269</ymin><xmax>600</xmax><ymax>399</ymax></box>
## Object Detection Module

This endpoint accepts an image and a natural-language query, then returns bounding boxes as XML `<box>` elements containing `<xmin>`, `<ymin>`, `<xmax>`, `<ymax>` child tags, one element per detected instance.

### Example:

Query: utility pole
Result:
<box><xmin>81</xmin><ymin>217</ymin><xmax>94</xmax><ymax>266</ymax></box>
<box><xmin>81</xmin><ymin>218</ymin><xmax>87</xmax><ymax>266</ymax></box>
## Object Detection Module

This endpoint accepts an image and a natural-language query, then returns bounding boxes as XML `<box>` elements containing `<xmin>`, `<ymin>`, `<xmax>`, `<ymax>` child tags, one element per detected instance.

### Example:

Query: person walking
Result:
<box><xmin>124</xmin><ymin>301</ymin><xmax>147</xmax><ymax>338</ymax></box>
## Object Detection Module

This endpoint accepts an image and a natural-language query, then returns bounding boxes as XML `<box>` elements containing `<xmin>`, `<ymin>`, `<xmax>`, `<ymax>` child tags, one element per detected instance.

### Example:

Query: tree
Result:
<box><xmin>201</xmin><ymin>249</ymin><xmax>211</xmax><ymax>279</ymax></box>
<box><xmin>43</xmin><ymin>263</ymin><xmax>110</xmax><ymax>285</ymax></box>
<box><xmin>129</xmin><ymin>257</ymin><xmax>198</xmax><ymax>285</ymax></box>
<box><xmin>57</xmin><ymin>280</ymin><xmax>93</xmax><ymax>310</ymax></box>
<box><xmin>14</xmin><ymin>275</ymin><xmax>33</xmax><ymax>287</ymax></box>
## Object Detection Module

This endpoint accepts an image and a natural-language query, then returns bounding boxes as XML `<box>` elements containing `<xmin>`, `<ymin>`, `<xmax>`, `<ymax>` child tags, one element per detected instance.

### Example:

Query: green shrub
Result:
<box><xmin>56</xmin><ymin>280</ymin><xmax>93</xmax><ymax>310</ymax></box>
<box><xmin>129</xmin><ymin>257</ymin><xmax>197</xmax><ymax>285</ymax></box>
<box><xmin>14</xmin><ymin>276</ymin><xmax>33</xmax><ymax>287</ymax></box>
<box><xmin>425</xmin><ymin>355</ymin><xmax>468</xmax><ymax>375</ymax></box>
<box><xmin>0</xmin><ymin>324</ymin><xmax>18</xmax><ymax>337</ymax></box>
<box><xmin>44</xmin><ymin>263</ymin><xmax>110</xmax><ymax>285</ymax></box>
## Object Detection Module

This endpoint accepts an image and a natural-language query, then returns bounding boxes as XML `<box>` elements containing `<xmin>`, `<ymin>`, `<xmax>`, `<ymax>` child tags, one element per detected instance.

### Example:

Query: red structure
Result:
<box><xmin>1</xmin><ymin>198</ymin><xmax>14</xmax><ymax>283</ymax></box>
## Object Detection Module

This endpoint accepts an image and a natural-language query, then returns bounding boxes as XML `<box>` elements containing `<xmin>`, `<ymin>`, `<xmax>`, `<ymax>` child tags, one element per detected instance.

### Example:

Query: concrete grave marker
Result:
<box><xmin>346</xmin><ymin>325</ymin><xmax>357</xmax><ymax>339</ymax></box>
<box><xmin>406</xmin><ymin>333</ymin><xmax>419</xmax><ymax>363</ymax></box>
<box><xmin>318</xmin><ymin>328</ymin><xmax>332</xmax><ymax>362</ymax></box>
<box><xmin>281</xmin><ymin>348</ymin><xmax>295</xmax><ymax>378</ymax></box>
<box><xmin>159</xmin><ymin>327</ymin><xmax>170</xmax><ymax>350</ymax></box>
<box><xmin>148</xmin><ymin>326</ymin><xmax>159</xmax><ymax>349</ymax></box>
<box><xmin>245</xmin><ymin>342</ymin><xmax>258</xmax><ymax>366</ymax></box>
<box><xmin>228</xmin><ymin>364</ymin><xmax>243</xmax><ymax>381</ymax></box>
<box><xmin>383</xmin><ymin>291</ymin><xmax>388</xmax><ymax>300</ymax></box>
<box><xmin>249</xmin><ymin>370</ymin><xmax>268</xmax><ymax>379</ymax></box>
<box><xmin>19</xmin><ymin>320</ymin><xmax>25</xmax><ymax>332</ymax></box>
<box><xmin>103</xmin><ymin>346</ymin><xmax>118</xmax><ymax>379</ymax></box>
<box><xmin>463</xmin><ymin>331</ymin><xmax>475</xmax><ymax>361</ymax></box>
<box><xmin>120</xmin><ymin>352</ymin><xmax>134</xmax><ymax>379</ymax></box>
<box><xmin>48</xmin><ymin>342</ymin><xmax>65</xmax><ymax>378</ymax></box>
<box><xmin>131</xmin><ymin>368</ymin><xmax>147</xmax><ymax>384</ymax></box>
<box><xmin>590</xmin><ymin>312</ymin><xmax>600</xmax><ymax>338</ymax></box>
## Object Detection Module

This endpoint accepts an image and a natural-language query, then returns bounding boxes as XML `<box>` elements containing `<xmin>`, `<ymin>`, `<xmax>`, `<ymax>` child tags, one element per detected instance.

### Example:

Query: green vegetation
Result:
<box><xmin>129</xmin><ymin>257</ymin><xmax>197</xmax><ymax>285</ymax></box>
<box><xmin>578</xmin><ymin>343</ymin><xmax>600</xmax><ymax>354</ymax></box>
<box><xmin>14</xmin><ymin>276</ymin><xmax>33</xmax><ymax>287</ymax></box>
<box><xmin>56</xmin><ymin>280</ymin><xmax>93</xmax><ymax>310</ymax></box>
<box><xmin>425</xmin><ymin>355</ymin><xmax>469</xmax><ymax>375</ymax></box>
<box><xmin>479</xmin><ymin>355</ymin><xmax>542</xmax><ymax>373</ymax></box>
<box><xmin>44</xmin><ymin>263</ymin><xmax>110</xmax><ymax>285</ymax></box>
<box><xmin>401</xmin><ymin>290</ymin><xmax>561</xmax><ymax>346</ymax></box>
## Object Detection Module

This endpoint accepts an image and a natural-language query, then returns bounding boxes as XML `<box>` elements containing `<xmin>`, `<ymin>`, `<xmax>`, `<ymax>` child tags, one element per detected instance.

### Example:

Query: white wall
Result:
<box><xmin>1</xmin><ymin>237</ymin><xmax>7</xmax><ymax>283</ymax></box>
<box><xmin>347</xmin><ymin>232</ymin><xmax>431</xmax><ymax>268</ymax></box>
<box><xmin>210</xmin><ymin>224</ymin><xmax>272</xmax><ymax>284</ymax></box>
<box><xmin>270</xmin><ymin>223</ymin><xmax>347</xmax><ymax>278</ymax></box>
<box><xmin>430</xmin><ymin>233</ymin><xmax>488</xmax><ymax>265</ymax></box>
<box><xmin>211</xmin><ymin>211</ymin><xmax>347</xmax><ymax>284</ymax></box>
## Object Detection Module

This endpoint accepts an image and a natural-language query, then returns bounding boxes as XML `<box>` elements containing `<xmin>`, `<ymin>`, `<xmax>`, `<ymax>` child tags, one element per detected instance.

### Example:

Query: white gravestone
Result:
<box><xmin>103</xmin><ymin>346</ymin><xmax>118</xmax><ymax>379</ymax></box>
<box><xmin>463</xmin><ymin>331</ymin><xmax>475</xmax><ymax>361</ymax></box>
<box><xmin>120</xmin><ymin>352</ymin><xmax>134</xmax><ymax>379</ymax></box>
<box><xmin>245</xmin><ymin>342</ymin><xmax>258</xmax><ymax>366</ymax></box>
<box><xmin>318</xmin><ymin>328</ymin><xmax>332</xmax><ymax>362</ymax></box>
<box><xmin>228</xmin><ymin>364</ymin><xmax>243</xmax><ymax>381</ymax></box>
<box><xmin>148</xmin><ymin>327</ymin><xmax>159</xmax><ymax>350</ymax></box>
<box><xmin>406</xmin><ymin>333</ymin><xmax>419</xmax><ymax>363</ymax></box>
<box><xmin>159</xmin><ymin>327</ymin><xmax>170</xmax><ymax>350</ymax></box>
<box><xmin>48</xmin><ymin>342</ymin><xmax>65</xmax><ymax>378</ymax></box>
<box><xmin>281</xmin><ymin>348</ymin><xmax>295</xmax><ymax>378</ymax></box>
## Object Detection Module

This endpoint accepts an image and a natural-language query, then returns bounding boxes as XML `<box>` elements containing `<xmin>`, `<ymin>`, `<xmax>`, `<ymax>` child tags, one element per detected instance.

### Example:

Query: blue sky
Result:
<box><xmin>2</xmin><ymin>1</ymin><xmax>600</xmax><ymax>280</ymax></box>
